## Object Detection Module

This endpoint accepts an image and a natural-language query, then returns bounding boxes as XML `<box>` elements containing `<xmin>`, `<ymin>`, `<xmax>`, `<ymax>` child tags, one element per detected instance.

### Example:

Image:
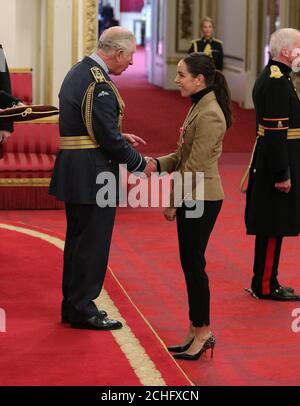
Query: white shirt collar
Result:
<box><xmin>89</xmin><ymin>52</ymin><xmax>109</xmax><ymax>74</ymax></box>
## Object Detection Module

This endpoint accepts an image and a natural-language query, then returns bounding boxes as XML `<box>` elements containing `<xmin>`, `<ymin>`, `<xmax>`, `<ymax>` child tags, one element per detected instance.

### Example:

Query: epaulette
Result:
<box><xmin>213</xmin><ymin>38</ymin><xmax>223</xmax><ymax>44</ymax></box>
<box><xmin>85</xmin><ymin>66</ymin><xmax>125</xmax><ymax>133</ymax></box>
<box><xmin>90</xmin><ymin>66</ymin><xmax>106</xmax><ymax>83</ymax></box>
<box><xmin>270</xmin><ymin>65</ymin><xmax>283</xmax><ymax>79</ymax></box>
<box><xmin>190</xmin><ymin>39</ymin><xmax>200</xmax><ymax>53</ymax></box>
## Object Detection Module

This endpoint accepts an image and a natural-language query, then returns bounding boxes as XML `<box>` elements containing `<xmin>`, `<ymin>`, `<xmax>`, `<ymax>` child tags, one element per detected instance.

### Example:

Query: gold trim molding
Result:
<box><xmin>46</xmin><ymin>0</ymin><xmax>54</xmax><ymax>105</ymax></box>
<box><xmin>10</xmin><ymin>68</ymin><xmax>33</xmax><ymax>74</ymax></box>
<box><xmin>14</xmin><ymin>116</ymin><xmax>59</xmax><ymax>124</ymax></box>
<box><xmin>83</xmin><ymin>0</ymin><xmax>98</xmax><ymax>56</ymax></box>
<box><xmin>72</xmin><ymin>0</ymin><xmax>79</xmax><ymax>65</ymax></box>
<box><xmin>289</xmin><ymin>0</ymin><xmax>300</xmax><ymax>27</ymax></box>
<box><xmin>167</xmin><ymin>57</ymin><xmax>182</xmax><ymax>65</ymax></box>
<box><xmin>0</xmin><ymin>178</ymin><xmax>51</xmax><ymax>187</ymax></box>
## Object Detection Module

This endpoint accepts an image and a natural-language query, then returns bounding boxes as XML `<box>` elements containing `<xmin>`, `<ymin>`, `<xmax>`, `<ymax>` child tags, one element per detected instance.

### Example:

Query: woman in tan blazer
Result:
<box><xmin>156</xmin><ymin>53</ymin><xmax>232</xmax><ymax>360</ymax></box>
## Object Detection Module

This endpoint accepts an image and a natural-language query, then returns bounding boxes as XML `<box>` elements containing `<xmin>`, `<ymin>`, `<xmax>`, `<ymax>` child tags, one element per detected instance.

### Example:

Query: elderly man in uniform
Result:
<box><xmin>50</xmin><ymin>27</ymin><xmax>155</xmax><ymax>329</ymax></box>
<box><xmin>245</xmin><ymin>28</ymin><xmax>300</xmax><ymax>301</ymax></box>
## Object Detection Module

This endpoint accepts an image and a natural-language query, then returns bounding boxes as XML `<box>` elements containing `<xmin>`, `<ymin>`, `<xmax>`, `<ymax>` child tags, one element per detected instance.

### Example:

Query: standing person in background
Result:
<box><xmin>245</xmin><ymin>28</ymin><xmax>300</xmax><ymax>301</ymax></box>
<box><xmin>0</xmin><ymin>44</ymin><xmax>21</xmax><ymax>158</ymax></box>
<box><xmin>188</xmin><ymin>17</ymin><xmax>224</xmax><ymax>71</ymax></box>
<box><xmin>100</xmin><ymin>1</ymin><xmax>115</xmax><ymax>33</ymax></box>
<box><xmin>0</xmin><ymin>45</ymin><xmax>16</xmax><ymax>146</ymax></box>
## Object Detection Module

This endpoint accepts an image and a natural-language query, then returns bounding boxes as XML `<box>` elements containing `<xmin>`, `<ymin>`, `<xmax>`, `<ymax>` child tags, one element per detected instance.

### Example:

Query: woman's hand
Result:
<box><xmin>163</xmin><ymin>207</ymin><xmax>177</xmax><ymax>222</ymax></box>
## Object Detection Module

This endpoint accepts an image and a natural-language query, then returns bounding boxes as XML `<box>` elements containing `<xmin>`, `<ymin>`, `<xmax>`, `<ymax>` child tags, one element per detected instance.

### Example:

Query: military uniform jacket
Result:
<box><xmin>188</xmin><ymin>37</ymin><xmax>223</xmax><ymax>70</ymax></box>
<box><xmin>158</xmin><ymin>91</ymin><xmax>226</xmax><ymax>207</ymax></box>
<box><xmin>245</xmin><ymin>60</ymin><xmax>300</xmax><ymax>236</ymax></box>
<box><xmin>0</xmin><ymin>44</ymin><xmax>14</xmax><ymax>132</ymax></box>
<box><xmin>49</xmin><ymin>56</ymin><xmax>146</xmax><ymax>204</ymax></box>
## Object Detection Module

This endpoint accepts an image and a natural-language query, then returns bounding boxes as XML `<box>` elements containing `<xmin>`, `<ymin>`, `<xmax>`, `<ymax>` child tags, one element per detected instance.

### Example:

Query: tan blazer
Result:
<box><xmin>158</xmin><ymin>91</ymin><xmax>226</xmax><ymax>206</ymax></box>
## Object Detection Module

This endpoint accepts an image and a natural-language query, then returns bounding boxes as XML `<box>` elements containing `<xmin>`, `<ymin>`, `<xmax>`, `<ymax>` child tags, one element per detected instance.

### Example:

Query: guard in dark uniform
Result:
<box><xmin>0</xmin><ymin>44</ymin><xmax>20</xmax><ymax>157</ymax></box>
<box><xmin>245</xmin><ymin>29</ymin><xmax>300</xmax><ymax>301</ymax></box>
<box><xmin>1</xmin><ymin>44</ymin><xmax>14</xmax><ymax>133</ymax></box>
<box><xmin>49</xmin><ymin>27</ymin><xmax>151</xmax><ymax>329</ymax></box>
<box><xmin>188</xmin><ymin>37</ymin><xmax>223</xmax><ymax>71</ymax></box>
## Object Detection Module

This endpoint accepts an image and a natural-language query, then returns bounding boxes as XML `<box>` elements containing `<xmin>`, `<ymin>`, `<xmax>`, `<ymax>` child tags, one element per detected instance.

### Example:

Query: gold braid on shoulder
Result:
<box><xmin>81</xmin><ymin>66</ymin><xmax>126</xmax><ymax>144</ymax></box>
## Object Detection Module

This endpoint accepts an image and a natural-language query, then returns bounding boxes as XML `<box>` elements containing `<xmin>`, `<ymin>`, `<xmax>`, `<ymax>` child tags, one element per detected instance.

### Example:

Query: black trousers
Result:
<box><xmin>251</xmin><ymin>236</ymin><xmax>283</xmax><ymax>296</ymax></box>
<box><xmin>62</xmin><ymin>203</ymin><xmax>116</xmax><ymax>322</ymax></box>
<box><xmin>176</xmin><ymin>200</ymin><xmax>223</xmax><ymax>327</ymax></box>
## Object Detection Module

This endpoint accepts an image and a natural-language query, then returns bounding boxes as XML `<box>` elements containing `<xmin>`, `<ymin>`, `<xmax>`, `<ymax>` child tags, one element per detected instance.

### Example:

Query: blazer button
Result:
<box><xmin>253</xmin><ymin>169</ymin><xmax>257</xmax><ymax>173</ymax></box>
<box><xmin>108</xmin><ymin>160</ymin><xmax>112</xmax><ymax>164</ymax></box>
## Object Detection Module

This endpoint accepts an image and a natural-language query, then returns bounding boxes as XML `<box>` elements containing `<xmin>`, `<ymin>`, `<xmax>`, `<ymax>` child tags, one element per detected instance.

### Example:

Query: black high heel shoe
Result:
<box><xmin>167</xmin><ymin>338</ymin><xmax>194</xmax><ymax>353</ymax></box>
<box><xmin>173</xmin><ymin>334</ymin><xmax>216</xmax><ymax>360</ymax></box>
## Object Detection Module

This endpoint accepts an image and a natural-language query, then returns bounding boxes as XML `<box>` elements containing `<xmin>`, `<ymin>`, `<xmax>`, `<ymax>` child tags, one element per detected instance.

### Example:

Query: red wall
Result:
<box><xmin>120</xmin><ymin>0</ymin><xmax>144</xmax><ymax>12</ymax></box>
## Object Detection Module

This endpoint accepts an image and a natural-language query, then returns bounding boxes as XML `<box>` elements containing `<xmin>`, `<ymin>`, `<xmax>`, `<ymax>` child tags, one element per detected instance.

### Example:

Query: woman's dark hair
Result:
<box><xmin>183</xmin><ymin>53</ymin><xmax>232</xmax><ymax>129</ymax></box>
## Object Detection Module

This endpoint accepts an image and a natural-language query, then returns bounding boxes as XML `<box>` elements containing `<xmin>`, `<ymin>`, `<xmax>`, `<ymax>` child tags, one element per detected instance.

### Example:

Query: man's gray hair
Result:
<box><xmin>97</xmin><ymin>27</ymin><xmax>135</xmax><ymax>54</ymax></box>
<box><xmin>269</xmin><ymin>28</ymin><xmax>300</xmax><ymax>57</ymax></box>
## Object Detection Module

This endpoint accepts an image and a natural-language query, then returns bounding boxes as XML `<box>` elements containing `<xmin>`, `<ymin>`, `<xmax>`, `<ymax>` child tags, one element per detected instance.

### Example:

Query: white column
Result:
<box><xmin>44</xmin><ymin>0</ymin><xmax>73</xmax><ymax>106</ymax></box>
<box><xmin>0</xmin><ymin>0</ymin><xmax>17</xmax><ymax>65</ymax></box>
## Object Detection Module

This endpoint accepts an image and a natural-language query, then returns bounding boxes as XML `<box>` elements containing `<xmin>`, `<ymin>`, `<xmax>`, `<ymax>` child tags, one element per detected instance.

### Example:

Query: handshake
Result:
<box><xmin>144</xmin><ymin>157</ymin><xmax>157</xmax><ymax>177</ymax></box>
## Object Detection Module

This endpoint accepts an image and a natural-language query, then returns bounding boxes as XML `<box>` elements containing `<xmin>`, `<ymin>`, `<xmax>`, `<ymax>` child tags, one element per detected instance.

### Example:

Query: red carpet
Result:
<box><xmin>0</xmin><ymin>223</ymin><xmax>191</xmax><ymax>386</ymax></box>
<box><xmin>1</xmin><ymin>155</ymin><xmax>300</xmax><ymax>386</ymax></box>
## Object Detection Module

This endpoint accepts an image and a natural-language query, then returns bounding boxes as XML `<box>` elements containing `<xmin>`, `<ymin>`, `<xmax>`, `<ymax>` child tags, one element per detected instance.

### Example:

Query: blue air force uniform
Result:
<box><xmin>188</xmin><ymin>38</ymin><xmax>223</xmax><ymax>70</ymax></box>
<box><xmin>49</xmin><ymin>54</ymin><xmax>146</xmax><ymax>322</ymax></box>
<box><xmin>245</xmin><ymin>60</ymin><xmax>300</xmax><ymax>300</ymax></box>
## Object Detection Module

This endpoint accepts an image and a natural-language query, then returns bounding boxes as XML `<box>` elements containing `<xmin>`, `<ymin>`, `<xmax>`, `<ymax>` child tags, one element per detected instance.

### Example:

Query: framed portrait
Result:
<box><xmin>176</xmin><ymin>0</ymin><xmax>195</xmax><ymax>53</ymax></box>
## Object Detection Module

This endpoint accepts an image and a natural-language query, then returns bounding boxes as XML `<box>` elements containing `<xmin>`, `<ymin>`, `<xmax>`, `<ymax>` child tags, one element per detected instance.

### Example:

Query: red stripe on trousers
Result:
<box><xmin>262</xmin><ymin>237</ymin><xmax>276</xmax><ymax>295</ymax></box>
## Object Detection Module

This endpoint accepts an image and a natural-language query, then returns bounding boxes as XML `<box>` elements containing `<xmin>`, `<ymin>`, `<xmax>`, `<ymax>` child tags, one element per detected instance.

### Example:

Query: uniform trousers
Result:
<box><xmin>62</xmin><ymin>203</ymin><xmax>116</xmax><ymax>322</ymax></box>
<box><xmin>176</xmin><ymin>200</ymin><xmax>223</xmax><ymax>327</ymax></box>
<box><xmin>251</xmin><ymin>236</ymin><xmax>283</xmax><ymax>296</ymax></box>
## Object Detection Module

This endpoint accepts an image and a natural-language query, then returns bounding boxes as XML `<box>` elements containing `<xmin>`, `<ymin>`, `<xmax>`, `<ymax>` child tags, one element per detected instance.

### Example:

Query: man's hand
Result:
<box><xmin>0</xmin><ymin>131</ymin><xmax>11</xmax><ymax>144</ymax></box>
<box><xmin>123</xmin><ymin>133</ymin><xmax>146</xmax><ymax>148</ymax></box>
<box><xmin>275</xmin><ymin>179</ymin><xmax>291</xmax><ymax>193</ymax></box>
<box><xmin>143</xmin><ymin>158</ymin><xmax>157</xmax><ymax>177</ymax></box>
<box><xmin>163</xmin><ymin>207</ymin><xmax>177</xmax><ymax>222</ymax></box>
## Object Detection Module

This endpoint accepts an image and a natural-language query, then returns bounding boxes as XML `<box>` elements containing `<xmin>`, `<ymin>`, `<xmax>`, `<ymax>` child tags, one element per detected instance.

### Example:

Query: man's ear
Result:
<box><xmin>115</xmin><ymin>49</ymin><xmax>123</xmax><ymax>60</ymax></box>
<box><xmin>281</xmin><ymin>47</ymin><xmax>289</xmax><ymax>58</ymax></box>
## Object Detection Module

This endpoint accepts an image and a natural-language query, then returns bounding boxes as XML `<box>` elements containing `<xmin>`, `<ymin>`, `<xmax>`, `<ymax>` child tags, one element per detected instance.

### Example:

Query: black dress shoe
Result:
<box><xmin>174</xmin><ymin>334</ymin><xmax>216</xmax><ymax>361</ymax></box>
<box><xmin>259</xmin><ymin>286</ymin><xmax>300</xmax><ymax>301</ymax></box>
<box><xmin>61</xmin><ymin>309</ymin><xmax>108</xmax><ymax>324</ymax></box>
<box><xmin>71</xmin><ymin>315</ymin><xmax>122</xmax><ymax>330</ymax></box>
<box><xmin>280</xmin><ymin>285</ymin><xmax>294</xmax><ymax>294</ymax></box>
<box><xmin>167</xmin><ymin>338</ymin><xmax>194</xmax><ymax>353</ymax></box>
